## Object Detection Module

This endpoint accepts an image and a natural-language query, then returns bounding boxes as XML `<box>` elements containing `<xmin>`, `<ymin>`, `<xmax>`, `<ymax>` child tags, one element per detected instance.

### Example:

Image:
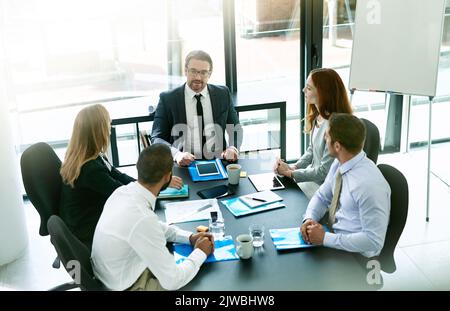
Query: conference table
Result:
<box><xmin>155</xmin><ymin>156</ymin><xmax>375</xmax><ymax>291</ymax></box>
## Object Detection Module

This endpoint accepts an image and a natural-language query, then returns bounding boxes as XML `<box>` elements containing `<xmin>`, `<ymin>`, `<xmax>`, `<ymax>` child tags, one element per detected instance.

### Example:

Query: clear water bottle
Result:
<box><xmin>209</xmin><ymin>211</ymin><xmax>225</xmax><ymax>240</ymax></box>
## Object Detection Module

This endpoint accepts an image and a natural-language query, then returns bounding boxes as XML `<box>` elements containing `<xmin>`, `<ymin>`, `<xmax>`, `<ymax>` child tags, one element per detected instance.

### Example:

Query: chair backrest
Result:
<box><xmin>378</xmin><ymin>164</ymin><xmax>409</xmax><ymax>273</ymax></box>
<box><xmin>361</xmin><ymin>118</ymin><xmax>380</xmax><ymax>164</ymax></box>
<box><xmin>20</xmin><ymin>142</ymin><xmax>62</xmax><ymax>236</ymax></box>
<box><xmin>139</xmin><ymin>130</ymin><xmax>151</xmax><ymax>149</ymax></box>
<box><xmin>47</xmin><ymin>215</ymin><xmax>106</xmax><ymax>291</ymax></box>
<box><xmin>110</xmin><ymin>115</ymin><xmax>154</xmax><ymax>167</ymax></box>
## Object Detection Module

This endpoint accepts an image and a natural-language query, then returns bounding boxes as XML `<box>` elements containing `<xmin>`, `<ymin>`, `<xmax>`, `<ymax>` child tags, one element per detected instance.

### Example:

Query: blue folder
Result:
<box><xmin>188</xmin><ymin>158</ymin><xmax>228</xmax><ymax>182</ymax></box>
<box><xmin>270</xmin><ymin>226</ymin><xmax>329</xmax><ymax>250</ymax></box>
<box><xmin>173</xmin><ymin>236</ymin><xmax>239</xmax><ymax>264</ymax></box>
<box><xmin>221</xmin><ymin>197</ymin><xmax>285</xmax><ymax>217</ymax></box>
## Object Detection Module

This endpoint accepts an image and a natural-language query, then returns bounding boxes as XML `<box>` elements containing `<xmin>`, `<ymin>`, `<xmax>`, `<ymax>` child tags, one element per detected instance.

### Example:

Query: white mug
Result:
<box><xmin>236</xmin><ymin>234</ymin><xmax>254</xmax><ymax>259</ymax></box>
<box><xmin>227</xmin><ymin>164</ymin><xmax>241</xmax><ymax>185</ymax></box>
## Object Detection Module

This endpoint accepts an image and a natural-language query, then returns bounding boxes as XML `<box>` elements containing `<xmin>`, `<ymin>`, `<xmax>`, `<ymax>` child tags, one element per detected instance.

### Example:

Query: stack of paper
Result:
<box><xmin>221</xmin><ymin>197</ymin><xmax>285</xmax><ymax>217</ymax></box>
<box><xmin>164</xmin><ymin>199</ymin><xmax>222</xmax><ymax>224</ymax></box>
<box><xmin>173</xmin><ymin>236</ymin><xmax>239</xmax><ymax>264</ymax></box>
<box><xmin>270</xmin><ymin>226</ymin><xmax>329</xmax><ymax>250</ymax></box>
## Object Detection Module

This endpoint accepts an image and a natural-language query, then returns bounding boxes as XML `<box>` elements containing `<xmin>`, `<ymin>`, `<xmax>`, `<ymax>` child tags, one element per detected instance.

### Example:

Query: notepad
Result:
<box><xmin>173</xmin><ymin>236</ymin><xmax>239</xmax><ymax>264</ymax></box>
<box><xmin>221</xmin><ymin>197</ymin><xmax>285</xmax><ymax>217</ymax></box>
<box><xmin>157</xmin><ymin>185</ymin><xmax>189</xmax><ymax>199</ymax></box>
<box><xmin>239</xmin><ymin>190</ymin><xmax>283</xmax><ymax>208</ymax></box>
<box><xmin>270</xmin><ymin>226</ymin><xmax>329</xmax><ymax>250</ymax></box>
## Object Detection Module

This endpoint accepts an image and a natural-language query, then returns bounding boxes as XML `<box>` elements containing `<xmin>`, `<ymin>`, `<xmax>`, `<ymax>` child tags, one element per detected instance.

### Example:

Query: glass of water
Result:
<box><xmin>249</xmin><ymin>224</ymin><xmax>265</xmax><ymax>247</ymax></box>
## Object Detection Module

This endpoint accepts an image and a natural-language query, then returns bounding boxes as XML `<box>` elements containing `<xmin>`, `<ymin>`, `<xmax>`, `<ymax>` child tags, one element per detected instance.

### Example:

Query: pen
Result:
<box><xmin>246</xmin><ymin>197</ymin><xmax>266</xmax><ymax>202</ymax></box>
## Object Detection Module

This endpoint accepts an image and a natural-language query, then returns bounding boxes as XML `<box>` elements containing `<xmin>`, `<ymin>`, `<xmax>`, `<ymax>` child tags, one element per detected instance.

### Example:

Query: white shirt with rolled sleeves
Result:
<box><xmin>91</xmin><ymin>182</ymin><xmax>207</xmax><ymax>290</ymax></box>
<box><xmin>303</xmin><ymin>151</ymin><xmax>391</xmax><ymax>258</ymax></box>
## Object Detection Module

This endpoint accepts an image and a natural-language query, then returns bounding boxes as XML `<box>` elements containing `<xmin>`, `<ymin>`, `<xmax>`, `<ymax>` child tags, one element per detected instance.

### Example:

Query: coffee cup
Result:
<box><xmin>235</xmin><ymin>234</ymin><xmax>254</xmax><ymax>259</ymax></box>
<box><xmin>227</xmin><ymin>164</ymin><xmax>241</xmax><ymax>185</ymax></box>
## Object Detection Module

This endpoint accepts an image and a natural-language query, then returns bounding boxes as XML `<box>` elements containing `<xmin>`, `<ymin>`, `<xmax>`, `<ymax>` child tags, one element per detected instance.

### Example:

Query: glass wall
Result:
<box><xmin>235</xmin><ymin>0</ymin><xmax>300</xmax><ymax>160</ymax></box>
<box><xmin>2</xmin><ymin>0</ymin><xmax>224</xmax><ymax>151</ymax></box>
<box><xmin>321</xmin><ymin>0</ymin><xmax>450</xmax><ymax>152</ymax></box>
<box><xmin>409</xmin><ymin>0</ymin><xmax>450</xmax><ymax>146</ymax></box>
<box><xmin>168</xmin><ymin>0</ymin><xmax>225</xmax><ymax>86</ymax></box>
<box><xmin>5</xmin><ymin>0</ymin><xmax>448</xmax><ymax>171</ymax></box>
<box><xmin>321</xmin><ymin>0</ymin><xmax>389</xmax><ymax>147</ymax></box>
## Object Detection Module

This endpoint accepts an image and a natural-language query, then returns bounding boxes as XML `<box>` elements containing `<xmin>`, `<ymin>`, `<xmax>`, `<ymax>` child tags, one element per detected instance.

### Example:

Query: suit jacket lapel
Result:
<box><xmin>176</xmin><ymin>84</ymin><xmax>187</xmax><ymax>125</ymax></box>
<box><xmin>208</xmin><ymin>85</ymin><xmax>221</xmax><ymax>123</ymax></box>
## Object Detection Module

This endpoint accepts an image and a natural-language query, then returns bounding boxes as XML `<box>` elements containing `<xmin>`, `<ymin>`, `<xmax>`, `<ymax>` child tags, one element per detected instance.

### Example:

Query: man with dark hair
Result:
<box><xmin>136</xmin><ymin>144</ymin><xmax>174</xmax><ymax>185</ymax></box>
<box><xmin>151</xmin><ymin>50</ymin><xmax>242</xmax><ymax>166</ymax></box>
<box><xmin>300</xmin><ymin>113</ymin><xmax>391</xmax><ymax>258</ymax></box>
<box><xmin>326</xmin><ymin>112</ymin><xmax>366</xmax><ymax>154</ymax></box>
<box><xmin>91</xmin><ymin>144</ymin><xmax>214</xmax><ymax>291</ymax></box>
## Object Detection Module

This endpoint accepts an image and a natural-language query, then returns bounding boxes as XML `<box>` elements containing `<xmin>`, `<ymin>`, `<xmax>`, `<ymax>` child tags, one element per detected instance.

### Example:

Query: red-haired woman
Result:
<box><xmin>274</xmin><ymin>68</ymin><xmax>353</xmax><ymax>198</ymax></box>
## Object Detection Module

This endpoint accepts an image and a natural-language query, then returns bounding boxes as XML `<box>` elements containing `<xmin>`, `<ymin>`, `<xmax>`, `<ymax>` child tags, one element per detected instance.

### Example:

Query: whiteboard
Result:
<box><xmin>349</xmin><ymin>0</ymin><xmax>446</xmax><ymax>97</ymax></box>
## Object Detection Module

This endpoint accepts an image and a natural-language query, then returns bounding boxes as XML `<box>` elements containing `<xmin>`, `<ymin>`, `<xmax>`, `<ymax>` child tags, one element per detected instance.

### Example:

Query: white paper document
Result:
<box><xmin>164</xmin><ymin>199</ymin><xmax>222</xmax><ymax>224</ymax></box>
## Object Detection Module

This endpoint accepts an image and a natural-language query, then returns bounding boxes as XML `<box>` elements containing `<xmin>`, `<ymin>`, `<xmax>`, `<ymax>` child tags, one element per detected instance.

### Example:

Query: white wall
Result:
<box><xmin>0</xmin><ymin>9</ymin><xmax>28</xmax><ymax>265</ymax></box>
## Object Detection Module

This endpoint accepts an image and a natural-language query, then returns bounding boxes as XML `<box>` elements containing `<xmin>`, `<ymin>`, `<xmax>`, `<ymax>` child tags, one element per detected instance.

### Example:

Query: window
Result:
<box><xmin>322</xmin><ymin>0</ymin><xmax>390</xmax><ymax>149</ymax></box>
<box><xmin>235</xmin><ymin>0</ymin><xmax>300</xmax><ymax>160</ymax></box>
<box><xmin>2</xmin><ymin>0</ymin><xmax>224</xmax><ymax>153</ymax></box>
<box><xmin>409</xmin><ymin>1</ymin><xmax>450</xmax><ymax>146</ymax></box>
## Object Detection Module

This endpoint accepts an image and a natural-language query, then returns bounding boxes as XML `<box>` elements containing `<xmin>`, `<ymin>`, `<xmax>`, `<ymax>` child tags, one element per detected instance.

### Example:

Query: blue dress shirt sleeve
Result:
<box><xmin>323</xmin><ymin>182</ymin><xmax>390</xmax><ymax>257</ymax></box>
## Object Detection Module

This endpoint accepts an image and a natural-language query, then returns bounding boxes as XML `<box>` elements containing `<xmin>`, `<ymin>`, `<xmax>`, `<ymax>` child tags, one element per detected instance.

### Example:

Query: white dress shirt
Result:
<box><xmin>183</xmin><ymin>85</ymin><xmax>216</xmax><ymax>159</ymax></box>
<box><xmin>303</xmin><ymin>151</ymin><xmax>391</xmax><ymax>258</ymax></box>
<box><xmin>91</xmin><ymin>182</ymin><xmax>207</xmax><ymax>290</ymax></box>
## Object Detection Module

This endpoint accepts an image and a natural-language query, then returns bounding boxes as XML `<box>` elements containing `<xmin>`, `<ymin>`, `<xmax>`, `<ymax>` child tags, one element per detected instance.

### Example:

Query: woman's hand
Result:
<box><xmin>169</xmin><ymin>176</ymin><xmax>183</xmax><ymax>189</ymax></box>
<box><xmin>274</xmin><ymin>159</ymin><xmax>293</xmax><ymax>178</ymax></box>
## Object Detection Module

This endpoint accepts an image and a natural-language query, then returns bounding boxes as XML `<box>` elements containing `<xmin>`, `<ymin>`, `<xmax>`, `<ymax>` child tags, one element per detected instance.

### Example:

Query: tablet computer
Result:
<box><xmin>248</xmin><ymin>173</ymin><xmax>285</xmax><ymax>191</ymax></box>
<box><xmin>196</xmin><ymin>162</ymin><xmax>220</xmax><ymax>176</ymax></box>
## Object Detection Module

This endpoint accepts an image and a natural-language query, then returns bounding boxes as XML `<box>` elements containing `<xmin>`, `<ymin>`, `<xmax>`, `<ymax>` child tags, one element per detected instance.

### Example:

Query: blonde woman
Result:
<box><xmin>60</xmin><ymin>104</ymin><xmax>182</xmax><ymax>249</ymax></box>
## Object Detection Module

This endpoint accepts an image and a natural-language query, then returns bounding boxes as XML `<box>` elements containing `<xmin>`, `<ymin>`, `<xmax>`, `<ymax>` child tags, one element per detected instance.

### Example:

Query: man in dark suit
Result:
<box><xmin>151</xmin><ymin>50</ymin><xmax>242</xmax><ymax>166</ymax></box>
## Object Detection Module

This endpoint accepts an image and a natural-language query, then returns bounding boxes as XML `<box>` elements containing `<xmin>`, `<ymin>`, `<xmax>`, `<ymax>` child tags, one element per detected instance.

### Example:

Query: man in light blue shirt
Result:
<box><xmin>301</xmin><ymin>113</ymin><xmax>390</xmax><ymax>258</ymax></box>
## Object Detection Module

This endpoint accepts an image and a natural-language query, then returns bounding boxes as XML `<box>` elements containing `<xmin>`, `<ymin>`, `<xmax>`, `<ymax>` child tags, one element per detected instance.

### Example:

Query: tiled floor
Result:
<box><xmin>0</xmin><ymin>144</ymin><xmax>449</xmax><ymax>291</ymax></box>
<box><xmin>378</xmin><ymin>143</ymin><xmax>450</xmax><ymax>290</ymax></box>
<box><xmin>0</xmin><ymin>205</ymin><xmax>73</xmax><ymax>291</ymax></box>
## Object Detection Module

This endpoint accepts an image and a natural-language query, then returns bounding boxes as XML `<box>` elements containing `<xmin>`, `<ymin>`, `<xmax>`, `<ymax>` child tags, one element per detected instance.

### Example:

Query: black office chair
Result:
<box><xmin>47</xmin><ymin>215</ymin><xmax>106</xmax><ymax>291</ymax></box>
<box><xmin>352</xmin><ymin>163</ymin><xmax>408</xmax><ymax>287</ymax></box>
<box><xmin>377</xmin><ymin>163</ymin><xmax>409</xmax><ymax>273</ymax></box>
<box><xmin>361</xmin><ymin>118</ymin><xmax>380</xmax><ymax>164</ymax></box>
<box><xmin>20</xmin><ymin>142</ymin><xmax>62</xmax><ymax>268</ymax></box>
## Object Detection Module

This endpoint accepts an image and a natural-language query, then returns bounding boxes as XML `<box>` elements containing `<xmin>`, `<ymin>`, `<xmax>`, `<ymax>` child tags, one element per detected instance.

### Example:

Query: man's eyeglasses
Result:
<box><xmin>187</xmin><ymin>68</ymin><xmax>211</xmax><ymax>78</ymax></box>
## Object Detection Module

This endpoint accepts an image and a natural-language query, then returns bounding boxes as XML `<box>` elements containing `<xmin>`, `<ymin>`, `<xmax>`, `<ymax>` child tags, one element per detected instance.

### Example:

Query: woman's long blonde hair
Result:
<box><xmin>304</xmin><ymin>68</ymin><xmax>353</xmax><ymax>133</ymax></box>
<box><xmin>60</xmin><ymin>104</ymin><xmax>111</xmax><ymax>187</ymax></box>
